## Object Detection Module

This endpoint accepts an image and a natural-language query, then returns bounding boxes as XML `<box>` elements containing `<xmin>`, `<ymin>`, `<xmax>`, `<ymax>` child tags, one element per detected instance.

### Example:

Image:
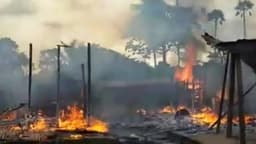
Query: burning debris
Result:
<box><xmin>159</xmin><ymin>106</ymin><xmax>176</xmax><ymax>114</ymax></box>
<box><xmin>0</xmin><ymin>103</ymin><xmax>110</xmax><ymax>142</ymax></box>
<box><xmin>58</xmin><ymin>104</ymin><xmax>108</xmax><ymax>133</ymax></box>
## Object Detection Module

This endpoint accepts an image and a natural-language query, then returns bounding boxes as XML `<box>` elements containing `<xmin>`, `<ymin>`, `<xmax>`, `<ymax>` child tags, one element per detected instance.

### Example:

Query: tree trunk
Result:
<box><xmin>214</xmin><ymin>19</ymin><xmax>218</xmax><ymax>54</ymax></box>
<box><xmin>153</xmin><ymin>50</ymin><xmax>157</xmax><ymax>67</ymax></box>
<box><xmin>162</xmin><ymin>46</ymin><xmax>167</xmax><ymax>64</ymax></box>
<box><xmin>243</xmin><ymin>8</ymin><xmax>247</xmax><ymax>39</ymax></box>
<box><xmin>214</xmin><ymin>19</ymin><xmax>218</xmax><ymax>38</ymax></box>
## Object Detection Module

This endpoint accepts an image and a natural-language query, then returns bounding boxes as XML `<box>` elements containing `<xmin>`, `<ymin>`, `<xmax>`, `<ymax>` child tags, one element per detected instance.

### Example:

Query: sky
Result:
<box><xmin>0</xmin><ymin>0</ymin><xmax>255</xmax><ymax>63</ymax></box>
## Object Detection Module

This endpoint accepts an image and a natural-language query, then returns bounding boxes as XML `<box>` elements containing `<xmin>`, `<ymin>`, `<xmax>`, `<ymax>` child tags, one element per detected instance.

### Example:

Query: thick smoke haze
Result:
<box><xmin>1</xmin><ymin>0</ymin><xmax>256</xmax><ymax>62</ymax></box>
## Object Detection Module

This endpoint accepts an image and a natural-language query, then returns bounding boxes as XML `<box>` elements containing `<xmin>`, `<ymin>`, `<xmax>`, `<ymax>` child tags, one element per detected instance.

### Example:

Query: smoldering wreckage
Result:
<box><xmin>0</xmin><ymin>33</ymin><xmax>255</xmax><ymax>144</ymax></box>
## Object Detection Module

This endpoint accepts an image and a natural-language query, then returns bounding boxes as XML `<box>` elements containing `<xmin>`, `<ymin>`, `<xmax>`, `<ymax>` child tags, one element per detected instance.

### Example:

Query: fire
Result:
<box><xmin>159</xmin><ymin>106</ymin><xmax>176</xmax><ymax>114</ymax></box>
<box><xmin>174</xmin><ymin>43</ymin><xmax>196</xmax><ymax>83</ymax></box>
<box><xmin>29</xmin><ymin>111</ymin><xmax>49</xmax><ymax>132</ymax></box>
<box><xmin>30</xmin><ymin>117</ymin><xmax>48</xmax><ymax>132</ymax></box>
<box><xmin>58</xmin><ymin>104</ymin><xmax>108</xmax><ymax>133</ymax></box>
<box><xmin>192</xmin><ymin>107</ymin><xmax>217</xmax><ymax>126</ymax></box>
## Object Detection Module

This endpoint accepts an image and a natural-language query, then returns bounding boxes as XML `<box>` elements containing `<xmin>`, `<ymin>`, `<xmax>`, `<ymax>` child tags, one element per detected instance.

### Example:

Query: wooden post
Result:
<box><xmin>56</xmin><ymin>45</ymin><xmax>61</xmax><ymax>127</ymax></box>
<box><xmin>236</xmin><ymin>54</ymin><xmax>246</xmax><ymax>144</ymax></box>
<box><xmin>28</xmin><ymin>43</ymin><xmax>33</xmax><ymax>110</ymax></box>
<box><xmin>87</xmin><ymin>43</ymin><xmax>91</xmax><ymax>126</ymax></box>
<box><xmin>216</xmin><ymin>53</ymin><xmax>230</xmax><ymax>133</ymax></box>
<box><xmin>81</xmin><ymin>64</ymin><xmax>86</xmax><ymax>115</ymax></box>
<box><xmin>226</xmin><ymin>53</ymin><xmax>236</xmax><ymax>138</ymax></box>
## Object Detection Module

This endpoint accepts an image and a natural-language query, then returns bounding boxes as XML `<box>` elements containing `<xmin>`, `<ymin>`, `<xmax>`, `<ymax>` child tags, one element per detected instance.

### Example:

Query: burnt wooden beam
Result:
<box><xmin>226</xmin><ymin>53</ymin><xmax>236</xmax><ymax>138</ymax></box>
<box><xmin>28</xmin><ymin>43</ymin><xmax>33</xmax><ymax>110</ymax></box>
<box><xmin>216</xmin><ymin>53</ymin><xmax>230</xmax><ymax>133</ymax></box>
<box><xmin>56</xmin><ymin>45</ymin><xmax>61</xmax><ymax>127</ymax></box>
<box><xmin>236</xmin><ymin>54</ymin><xmax>246</xmax><ymax>144</ymax></box>
<box><xmin>81</xmin><ymin>64</ymin><xmax>86</xmax><ymax>115</ymax></box>
<box><xmin>87</xmin><ymin>43</ymin><xmax>91</xmax><ymax>126</ymax></box>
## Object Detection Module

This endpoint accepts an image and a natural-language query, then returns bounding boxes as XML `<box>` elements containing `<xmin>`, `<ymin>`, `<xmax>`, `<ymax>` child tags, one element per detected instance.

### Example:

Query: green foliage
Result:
<box><xmin>235</xmin><ymin>0</ymin><xmax>254</xmax><ymax>17</ymax></box>
<box><xmin>208</xmin><ymin>9</ymin><xmax>225</xmax><ymax>25</ymax></box>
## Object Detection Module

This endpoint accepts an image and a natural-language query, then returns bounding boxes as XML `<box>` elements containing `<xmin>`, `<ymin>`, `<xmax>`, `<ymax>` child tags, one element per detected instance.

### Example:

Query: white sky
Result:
<box><xmin>0</xmin><ymin>0</ymin><xmax>255</xmax><ymax>64</ymax></box>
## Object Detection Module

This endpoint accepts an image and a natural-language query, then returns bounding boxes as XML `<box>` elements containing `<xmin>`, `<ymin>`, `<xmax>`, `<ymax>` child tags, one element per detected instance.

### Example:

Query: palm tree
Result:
<box><xmin>235</xmin><ymin>0</ymin><xmax>254</xmax><ymax>39</ymax></box>
<box><xmin>208</xmin><ymin>9</ymin><xmax>225</xmax><ymax>38</ymax></box>
<box><xmin>207</xmin><ymin>9</ymin><xmax>225</xmax><ymax>63</ymax></box>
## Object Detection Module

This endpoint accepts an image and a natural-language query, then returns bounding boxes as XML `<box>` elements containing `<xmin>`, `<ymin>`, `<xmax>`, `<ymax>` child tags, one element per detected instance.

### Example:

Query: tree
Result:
<box><xmin>235</xmin><ymin>0</ymin><xmax>254</xmax><ymax>38</ymax></box>
<box><xmin>125</xmin><ymin>38</ymin><xmax>152</xmax><ymax>64</ymax></box>
<box><xmin>207</xmin><ymin>9</ymin><xmax>225</xmax><ymax>63</ymax></box>
<box><xmin>127</xmin><ymin>0</ymin><xmax>172</xmax><ymax>64</ymax></box>
<box><xmin>127</xmin><ymin>0</ymin><xmax>201</xmax><ymax>66</ymax></box>
<box><xmin>39</xmin><ymin>48</ymin><xmax>67</xmax><ymax>72</ymax></box>
<box><xmin>208</xmin><ymin>9</ymin><xmax>225</xmax><ymax>38</ymax></box>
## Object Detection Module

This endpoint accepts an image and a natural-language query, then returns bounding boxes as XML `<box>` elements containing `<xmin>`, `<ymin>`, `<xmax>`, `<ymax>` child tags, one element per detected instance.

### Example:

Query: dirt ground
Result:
<box><xmin>191</xmin><ymin>133</ymin><xmax>256</xmax><ymax>144</ymax></box>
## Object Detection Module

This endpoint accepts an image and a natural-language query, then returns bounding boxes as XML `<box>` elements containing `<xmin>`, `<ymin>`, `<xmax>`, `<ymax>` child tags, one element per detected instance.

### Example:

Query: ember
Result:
<box><xmin>191</xmin><ymin>107</ymin><xmax>220</xmax><ymax>126</ymax></box>
<box><xmin>159</xmin><ymin>105</ymin><xmax>176</xmax><ymax>114</ymax></box>
<box><xmin>58</xmin><ymin>104</ymin><xmax>108</xmax><ymax>133</ymax></box>
<box><xmin>30</xmin><ymin>117</ymin><xmax>48</xmax><ymax>132</ymax></box>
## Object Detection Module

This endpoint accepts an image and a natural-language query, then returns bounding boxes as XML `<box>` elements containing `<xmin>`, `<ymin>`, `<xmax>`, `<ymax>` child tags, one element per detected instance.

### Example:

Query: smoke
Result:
<box><xmin>0</xmin><ymin>0</ymin><xmax>140</xmax><ymax>61</ymax></box>
<box><xmin>0</xmin><ymin>38</ymin><xmax>28</xmax><ymax>109</ymax></box>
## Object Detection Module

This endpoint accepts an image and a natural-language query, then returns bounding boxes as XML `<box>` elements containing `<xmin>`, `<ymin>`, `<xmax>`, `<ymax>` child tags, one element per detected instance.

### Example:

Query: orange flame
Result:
<box><xmin>29</xmin><ymin>111</ymin><xmax>49</xmax><ymax>132</ymax></box>
<box><xmin>174</xmin><ymin>43</ymin><xmax>196</xmax><ymax>83</ymax></box>
<box><xmin>191</xmin><ymin>107</ymin><xmax>221</xmax><ymax>126</ymax></box>
<box><xmin>30</xmin><ymin>116</ymin><xmax>49</xmax><ymax>132</ymax></box>
<box><xmin>58</xmin><ymin>104</ymin><xmax>108</xmax><ymax>133</ymax></box>
<box><xmin>159</xmin><ymin>106</ymin><xmax>176</xmax><ymax>114</ymax></box>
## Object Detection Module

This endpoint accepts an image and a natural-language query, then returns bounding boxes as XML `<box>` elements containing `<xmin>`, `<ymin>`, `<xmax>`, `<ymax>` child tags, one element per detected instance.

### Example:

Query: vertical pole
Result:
<box><xmin>56</xmin><ymin>45</ymin><xmax>61</xmax><ymax>127</ymax></box>
<box><xmin>226</xmin><ymin>54</ymin><xmax>236</xmax><ymax>138</ymax></box>
<box><xmin>216</xmin><ymin>53</ymin><xmax>230</xmax><ymax>133</ymax></box>
<box><xmin>28</xmin><ymin>43</ymin><xmax>33</xmax><ymax>110</ymax></box>
<box><xmin>87</xmin><ymin>43</ymin><xmax>91</xmax><ymax>126</ymax></box>
<box><xmin>236</xmin><ymin>54</ymin><xmax>246</xmax><ymax>144</ymax></box>
<box><xmin>81</xmin><ymin>64</ymin><xmax>86</xmax><ymax>115</ymax></box>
